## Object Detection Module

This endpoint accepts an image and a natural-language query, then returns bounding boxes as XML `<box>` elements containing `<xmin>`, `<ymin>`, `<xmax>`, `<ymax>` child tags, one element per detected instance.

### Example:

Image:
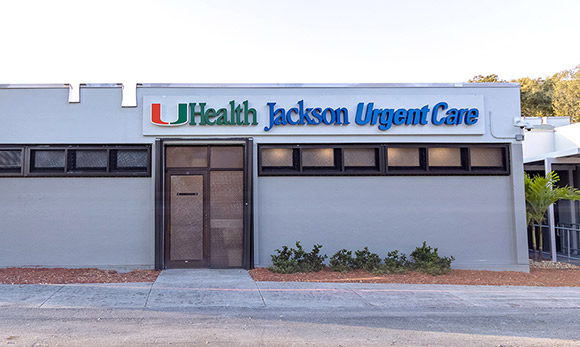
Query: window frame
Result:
<box><xmin>258</xmin><ymin>144</ymin><xmax>383</xmax><ymax>176</ymax></box>
<box><xmin>0</xmin><ymin>144</ymin><xmax>151</xmax><ymax>177</ymax></box>
<box><xmin>0</xmin><ymin>147</ymin><xmax>25</xmax><ymax>176</ymax></box>
<box><xmin>258</xmin><ymin>143</ymin><xmax>510</xmax><ymax>176</ymax></box>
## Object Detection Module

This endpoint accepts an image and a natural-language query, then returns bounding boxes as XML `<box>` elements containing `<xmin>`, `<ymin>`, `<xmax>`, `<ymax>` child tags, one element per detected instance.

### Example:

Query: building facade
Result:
<box><xmin>523</xmin><ymin>117</ymin><xmax>580</xmax><ymax>262</ymax></box>
<box><xmin>0</xmin><ymin>83</ymin><xmax>529</xmax><ymax>271</ymax></box>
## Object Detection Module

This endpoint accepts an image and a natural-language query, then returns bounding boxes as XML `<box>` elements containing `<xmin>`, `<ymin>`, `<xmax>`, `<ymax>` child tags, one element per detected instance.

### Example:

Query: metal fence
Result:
<box><xmin>530</xmin><ymin>223</ymin><xmax>580</xmax><ymax>262</ymax></box>
<box><xmin>556</xmin><ymin>223</ymin><xmax>580</xmax><ymax>260</ymax></box>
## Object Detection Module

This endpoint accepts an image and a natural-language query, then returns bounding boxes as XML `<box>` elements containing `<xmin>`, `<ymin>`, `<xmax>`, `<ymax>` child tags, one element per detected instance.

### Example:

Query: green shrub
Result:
<box><xmin>373</xmin><ymin>250</ymin><xmax>408</xmax><ymax>275</ymax></box>
<box><xmin>270</xmin><ymin>245</ymin><xmax>300</xmax><ymax>274</ymax></box>
<box><xmin>301</xmin><ymin>243</ymin><xmax>326</xmax><ymax>272</ymax></box>
<box><xmin>270</xmin><ymin>241</ymin><xmax>454</xmax><ymax>276</ymax></box>
<box><xmin>329</xmin><ymin>249</ymin><xmax>355</xmax><ymax>272</ymax></box>
<box><xmin>353</xmin><ymin>247</ymin><xmax>381</xmax><ymax>271</ymax></box>
<box><xmin>409</xmin><ymin>241</ymin><xmax>454</xmax><ymax>275</ymax></box>
<box><xmin>270</xmin><ymin>241</ymin><xmax>327</xmax><ymax>273</ymax></box>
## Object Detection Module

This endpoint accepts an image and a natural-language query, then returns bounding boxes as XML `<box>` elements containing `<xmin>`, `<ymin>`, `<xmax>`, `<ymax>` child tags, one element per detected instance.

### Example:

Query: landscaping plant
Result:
<box><xmin>525</xmin><ymin>171</ymin><xmax>580</xmax><ymax>260</ymax></box>
<box><xmin>409</xmin><ymin>241</ymin><xmax>454</xmax><ymax>275</ymax></box>
<box><xmin>373</xmin><ymin>250</ymin><xmax>409</xmax><ymax>275</ymax></box>
<box><xmin>270</xmin><ymin>241</ymin><xmax>327</xmax><ymax>273</ymax></box>
<box><xmin>329</xmin><ymin>249</ymin><xmax>355</xmax><ymax>272</ymax></box>
<box><xmin>353</xmin><ymin>247</ymin><xmax>381</xmax><ymax>271</ymax></box>
<box><xmin>271</xmin><ymin>241</ymin><xmax>455</xmax><ymax>276</ymax></box>
<box><xmin>330</xmin><ymin>247</ymin><xmax>381</xmax><ymax>272</ymax></box>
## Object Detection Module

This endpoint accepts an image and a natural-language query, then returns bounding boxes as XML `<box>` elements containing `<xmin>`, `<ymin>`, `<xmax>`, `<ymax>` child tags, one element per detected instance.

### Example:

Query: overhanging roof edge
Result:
<box><xmin>524</xmin><ymin>147</ymin><xmax>580</xmax><ymax>163</ymax></box>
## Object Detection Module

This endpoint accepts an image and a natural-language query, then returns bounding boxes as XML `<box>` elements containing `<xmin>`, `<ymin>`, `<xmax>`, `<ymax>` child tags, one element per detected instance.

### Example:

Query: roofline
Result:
<box><xmin>137</xmin><ymin>83</ymin><xmax>520</xmax><ymax>88</ymax></box>
<box><xmin>0</xmin><ymin>82</ymin><xmax>520</xmax><ymax>89</ymax></box>
<box><xmin>0</xmin><ymin>83</ymin><xmax>122</xmax><ymax>89</ymax></box>
<box><xmin>524</xmin><ymin>147</ymin><xmax>580</xmax><ymax>163</ymax></box>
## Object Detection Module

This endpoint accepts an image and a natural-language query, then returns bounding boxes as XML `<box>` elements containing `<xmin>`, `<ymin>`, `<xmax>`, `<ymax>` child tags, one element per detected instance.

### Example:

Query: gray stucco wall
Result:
<box><xmin>0</xmin><ymin>87</ymin><xmax>155</xmax><ymax>269</ymax></box>
<box><xmin>0</xmin><ymin>178</ymin><xmax>154</xmax><ymax>269</ymax></box>
<box><xmin>0</xmin><ymin>87</ymin><xmax>145</xmax><ymax>143</ymax></box>
<box><xmin>256</xmin><ymin>175</ymin><xmax>524</xmax><ymax>271</ymax></box>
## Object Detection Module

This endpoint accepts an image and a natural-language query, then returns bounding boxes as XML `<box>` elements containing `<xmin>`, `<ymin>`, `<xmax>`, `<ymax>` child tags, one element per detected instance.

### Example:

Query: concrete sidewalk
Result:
<box><xmin>1</xmin><ymin>269</ymin><xmax>580</xmax><ymax>309</ymax></box>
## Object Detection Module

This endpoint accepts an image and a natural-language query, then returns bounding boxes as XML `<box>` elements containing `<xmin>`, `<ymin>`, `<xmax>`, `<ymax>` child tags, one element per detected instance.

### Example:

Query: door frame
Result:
<box><xmin>154</xmin><ymin>138</ymin><xmax>254</xmax><ymax>270</ymax></box>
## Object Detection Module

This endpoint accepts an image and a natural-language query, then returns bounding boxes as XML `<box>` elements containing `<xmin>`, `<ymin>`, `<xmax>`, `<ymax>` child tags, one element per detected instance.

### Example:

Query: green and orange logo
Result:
<box><xmin>151</xmin><ymin>101</ymin><xmax>258</xmax><ymax>126</ymax></box>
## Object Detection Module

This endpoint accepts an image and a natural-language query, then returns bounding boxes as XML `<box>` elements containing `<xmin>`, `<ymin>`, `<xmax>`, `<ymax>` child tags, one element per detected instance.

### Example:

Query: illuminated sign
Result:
<box><xmin>264</xmin><ymin>101</ymin><xmax>479</xmax><ymax>132</ymax></box>
<box><xmin>149</xmin><ymin>100</ymin><xmax>480</xmax><ymax>132</ymax></box>
<box><xmin>142</xmin><ymin>95</ymin><xmax>486</xmax><ymax>136</ymax></box>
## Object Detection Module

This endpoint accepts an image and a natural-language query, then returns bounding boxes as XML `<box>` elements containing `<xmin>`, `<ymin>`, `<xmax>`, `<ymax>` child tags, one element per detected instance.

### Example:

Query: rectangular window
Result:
<box><xmin>111</xmin><ymin>149</ymin><xmax>149</xmax><ymax>172</ymax></box>
<box><xmin>210</xmin><ymin>146</ymin><xmax>244</xmax><ymax>169</ymax></box>
<box><xmin>259</xmin><ymin>147</ymin><xmax>298</xmax><ymax>174</ymax></box>
<box><xmin>0</xmin><ymin>145</ymin><xmax>151</xmax><ymax>177</ymax></box>
<box><xmin>30</xmin><ymin>149</ymin><xmax>66</xmax><ymax>173</ymax></box>
<box><xmin>258</xmin><ymin>144</ymin><xmax>509</xmax><ymax>176</ymax></box>
<box><xmin>386</xmin><ymin>147</ymin><xmax>426</xmax><ymax>173</ymax></box>
<box><xmin>0</xmin><ymin>149</ymin><xmax>23</xmax><ymax>175</ymax></box>
<box><xmin>428</xmin><ymin>147</ymin><xmax>462</xmax><ymax>167</ymax></box>
<box><xmin>470</xmin><ymin>147</ymin><xmax>505</xmax><ymax>168</ymax></box>
<box><xmin>262</xmin><ymin>148</ymin><xmax>294</xmax><ymax>167</ymax></box>
<box><xmin>302</xmin><ymin>148</ymin><xmax>339</xmax><ymax>171</ymax></box>
<box><xmin>426</xmin><ymin>147</ymin><xmax>468</xmax><ymax>173</ymax></box>
<box><xmin>388</xmin><ymin>147</ymin><xmax>421</xmax><ymax>167</ymax></box>
<box><xmin>68</xmin><ymin>150</ymin><xmax>108</xmax><ymax>172</ymax></box>
<box><xmin>166</xmin><ymin>146</ymin><xmax>208</xmax><ymax>168</ymax></box>
<box><xmin>343</xmin><ymin>147</ymin><xmax>380</xmax><ymax>172</ymax></box>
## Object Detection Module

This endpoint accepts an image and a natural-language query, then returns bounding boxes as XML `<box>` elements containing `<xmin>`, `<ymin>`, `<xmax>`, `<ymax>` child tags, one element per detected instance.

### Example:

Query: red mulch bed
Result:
<box><xmin>249</xmin><ymin>267</ymin><xmax>580</xmax><ymax>287</ymax></box>
<box><xmin>0</xmin><ymin>268</ymin><xmax>160</xmax><ymax>285</ymax></box>
<box><xmin>3</xmin><ymin>264</ymin><xmax>580</xmax><ymax>287</ymax></box>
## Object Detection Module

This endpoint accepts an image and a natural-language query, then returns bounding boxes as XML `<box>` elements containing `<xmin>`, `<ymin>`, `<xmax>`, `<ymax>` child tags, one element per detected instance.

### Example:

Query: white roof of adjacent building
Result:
<box><xmin>523</xmin><ymin>118</ymin><xmax>580</xmax><ymax>164</ymax></box>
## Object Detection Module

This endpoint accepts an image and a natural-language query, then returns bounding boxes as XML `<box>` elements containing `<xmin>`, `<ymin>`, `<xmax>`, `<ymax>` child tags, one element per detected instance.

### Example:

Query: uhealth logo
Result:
<box><xmin>151</xmin><ymin>101</ymin><xmax>257</xmax><ymax>126</ymax></box>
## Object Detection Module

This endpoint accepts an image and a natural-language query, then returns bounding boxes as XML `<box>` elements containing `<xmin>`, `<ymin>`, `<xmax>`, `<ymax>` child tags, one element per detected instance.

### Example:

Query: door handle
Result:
<box><xmin>176</xmin><ymin>192</ymin><xmax>199</xmax><ymax>196</ymax></box>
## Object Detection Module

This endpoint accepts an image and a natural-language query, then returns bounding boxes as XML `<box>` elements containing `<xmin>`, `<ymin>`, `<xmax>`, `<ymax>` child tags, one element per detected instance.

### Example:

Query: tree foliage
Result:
<box><xmin>524</xmin><ymin>172</ymin><xmax>580</xmax><ymax>259</ymax></box>
<box><xmin>468</xmin><ymin>64</ymin><xmax>580</xmax><ymax>122</ymax></box>
<box><xmin>551</xmin><ymin>66</ymin><xmax>580</xmax><ymax>123</ymax></box>
<box><xmin>468</xmin><ymin>74</ymin><xmax>507</xmax><ymax>83</ymax></box>
<box><xmin>515</xmin><ymin>77</ymin><xmax>554</xmax><ymax>117</ymax></box>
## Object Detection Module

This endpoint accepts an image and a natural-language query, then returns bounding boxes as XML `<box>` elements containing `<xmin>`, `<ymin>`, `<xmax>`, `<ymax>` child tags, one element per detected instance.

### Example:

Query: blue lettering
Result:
<box><xmin>458</xmin><ymin>109</ymin><xmax>469</xmax><ymax>124</ymax></box>
<box><xmin>372</xmin><ymin>109</ymin><xmax>382</xmax><ymax>125</ymax></box>
<box><xmin>445</xmin><ymin>108</ymin><xmax>458</xmax><ymax>125</ymax></box>
<box><xmin>355</xmin><ymin>102</ymin><xmax>374</xmax><ymax>125</ymax></box>
<box><xmin>465</xmin><ymin>109</ymin><xmax>479</xmax><ymax>125</ymax></box>
<box><xmin>286</xmin><ymin>107</ymin><xmax>299</xmax><ymax>125</ymax></box>
<box><xmin>297</xmin><ymin>100</ymin><xmax>313</xmax><ymax>125</ymax></box>
<box><xmin>264</xmin><ymin>102</ymin><xmax>286</xmax><ymax>132</ymax></box>
<box><xmin>321</xmin><ymin>108</ymin><xmax>335</xmax><ymax>125</ymax></box>
<box><xmin>406</xmin><ymin>108</ymin><xmax>422</xmax><ymax>125</ymax></box>
<box><xmin>311</xmin><ymin>107</ymin><xmax>322</xmax><ymax>125</ymax></box>
<box><xmin>420</xmin><ymin>105</ymin><xmax>429</xmax><ymax>125</ymax></box>
<box><xmin>393</xmin><ymin>109</ymin><xmax>407</xmax><ymax>125</ymax></box>
<box><xmin>378</xmin><ymin>109</ymin><xmax>394</xmax><ymax>130</ymax></box>
<box><xmin>432</xmin><ymin>102</ymin><xmax>448</xmax><ymax>125</ymax></box>
<box><xmin>335</xmin><ymin>107</ymin><xmax>349</xmax><ymax>125</ymax></box>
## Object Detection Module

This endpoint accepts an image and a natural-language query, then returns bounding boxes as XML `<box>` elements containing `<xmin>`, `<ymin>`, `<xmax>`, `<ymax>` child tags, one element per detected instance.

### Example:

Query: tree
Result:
<box><xmin>467</xmin><ymin>74</ymin><xmax>554</xmax><ymax>117</ymax></box>
<box><xmin>468</xmin><ymin>74</ymin><xmax>507</xmax><ymax>83</ymax></box>
<box><xmin>551</xmin><ymin>65</ymin><xmax>580</xmax><ymax>123</ymax></box>
<box><xmin>524</xmin><ymin>172</ymin><xmax>580</xmax><ymax>260</ymax></box>
<box><xmin>467</xmin><ymin>65</ymin><xmax>580</xmax><ymax>122</ymax></box>
<box><xmin>515</xmin><ymin>77</ymin><xmax>554</xmax><ymax>117</ymax></box>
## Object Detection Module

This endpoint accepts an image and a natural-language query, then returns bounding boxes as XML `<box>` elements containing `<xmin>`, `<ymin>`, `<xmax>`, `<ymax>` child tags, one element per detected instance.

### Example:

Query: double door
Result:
<box><xmin>164</xmin><ymin>145</ymin><xmax>245</xmax><ymax>268</ymax></box>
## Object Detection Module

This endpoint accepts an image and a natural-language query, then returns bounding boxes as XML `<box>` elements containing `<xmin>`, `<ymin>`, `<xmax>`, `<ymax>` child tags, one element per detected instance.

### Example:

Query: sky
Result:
<box><xmin>1</xmin><ymin>0</ymin><xmax>579</xmax><ymax>85</ymax></box>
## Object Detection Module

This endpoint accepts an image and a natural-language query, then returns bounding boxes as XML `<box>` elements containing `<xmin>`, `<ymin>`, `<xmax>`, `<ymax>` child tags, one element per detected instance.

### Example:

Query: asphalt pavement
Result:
<box><xmin>2</xmin><ymin>269</ymin><xmax>580</xmax><ymax>346</ymax></box>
